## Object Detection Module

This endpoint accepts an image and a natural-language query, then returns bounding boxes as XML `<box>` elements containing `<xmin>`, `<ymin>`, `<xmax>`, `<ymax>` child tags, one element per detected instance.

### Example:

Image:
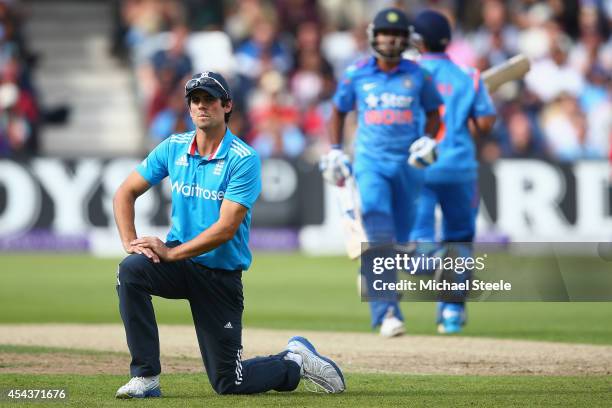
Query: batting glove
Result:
<box><xmin>408</xmin><ymin>136</ymin><xmax>438</xmax><ymax>168</ymax></box>
<box><xmin>319</xmin><ymin>148</ymin><xmax>352</xmax><ymax>186</ymax></box>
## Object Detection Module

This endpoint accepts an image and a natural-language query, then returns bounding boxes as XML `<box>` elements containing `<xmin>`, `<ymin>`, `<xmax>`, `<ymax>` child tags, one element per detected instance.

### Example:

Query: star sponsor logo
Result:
<box><xmin>365</xmin><ymin>92</ymin><xmax>413</xmax><ymax>109</ymax></box>
<box><xmin>380</xmin><ymin>92</ymin><xmax>413</xmax><ymax>108</ymax></box>
<box><xmin>365</xmin><ymin>93</ymin><xmax>379</xmax><ymax>108</ymax></box>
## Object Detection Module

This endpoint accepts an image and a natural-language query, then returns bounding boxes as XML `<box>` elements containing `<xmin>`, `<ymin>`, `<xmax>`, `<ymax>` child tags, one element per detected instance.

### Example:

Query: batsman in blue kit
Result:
<box><xmin>410</xmin><ymin>10</ymin><xmax>496</xmax><ymax>334</ymax></box>
<box><xmin>320</xmin><ymin>8</ymin><xmax>442</xmax><ymax>337</ymax></box>
<box><xmin>113</xmin><ymin>71</ymin><xmax>345</xmax><ymax>398</ymax></box>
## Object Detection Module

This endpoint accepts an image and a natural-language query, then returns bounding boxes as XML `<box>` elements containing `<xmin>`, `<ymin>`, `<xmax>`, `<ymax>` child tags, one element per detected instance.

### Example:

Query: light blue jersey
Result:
<box><xmin>419</xmin><ymin>53</ymin><xmax>496</xmax><ymax>183</ymax></box>
<box><xmin>136</xmin><ymin>128</ymin><xmax>261</xmax><ymax>270</ymax></box>
<box><xmin>333</xmin><ymin>57</ymin><xmax>442</xmax><ymax>172</ymax></box>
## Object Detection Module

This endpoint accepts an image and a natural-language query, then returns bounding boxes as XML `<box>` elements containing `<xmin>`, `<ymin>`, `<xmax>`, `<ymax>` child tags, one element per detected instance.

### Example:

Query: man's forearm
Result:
<box><xmin>113</xmin><ymin>190</ymin><xmax>138</xmax><ymax>250</ymax></box>
<box><xmin>168</xmin><ymin>222</ymin><xmax>234</xmax><ymax>261</ymax></box>
<box><xmin>329</xmin><ymin>107</ymin><xmax>346</xmax><ymax>147</ymax></box>
<box><xmin>471</xmin><ymin>115</ymin><xmax>496</xmax><ymax>136</ymax></box>
<box><xmin>424</xmin><ymin>109</ymin><xmax>441</xmax><ymax>137</ymax></box>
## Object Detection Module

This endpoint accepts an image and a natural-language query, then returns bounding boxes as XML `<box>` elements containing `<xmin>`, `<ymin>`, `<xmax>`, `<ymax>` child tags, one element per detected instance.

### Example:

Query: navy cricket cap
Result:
<box><xmin>184</xmin><ymin>71</ymin><xmax>232</xmax><ymax>100</ymax></box>
<box><xmin>412</xmin><ymin>10</ymin><xmax>451</xmax><ymax>52</ymax></box>
<box><xmin>371</xmin><ymin>7</ymin><xmax>411</xmax><ymax>33</ymax></box>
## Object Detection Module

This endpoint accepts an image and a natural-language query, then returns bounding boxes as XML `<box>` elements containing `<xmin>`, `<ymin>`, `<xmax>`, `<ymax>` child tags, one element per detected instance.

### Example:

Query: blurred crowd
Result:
<box><xmin>113</xmin><ymin>0</ymin><xmax>612</xmax><ymax>163</ymax></box>
<box><xmin>0</xmin><ymin>1</ymin><xmax>40</xmax><ymax>157</ymax></box>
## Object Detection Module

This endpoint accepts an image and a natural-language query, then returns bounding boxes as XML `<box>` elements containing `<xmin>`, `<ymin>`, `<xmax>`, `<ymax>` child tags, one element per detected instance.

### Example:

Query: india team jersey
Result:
<box><xmin>419</xmin><ymin>53</ymin><xmax>496</xmax><ymax>183</ymax></box>
<box><xmin>136</xmin><ymin>128</ymin><xmax>261</xmax><ymax>271</ymax></box>
<box><xmin>333</xmin><ymin>57</ymin><xmax>442</xmax><ymax>166</ymax></box>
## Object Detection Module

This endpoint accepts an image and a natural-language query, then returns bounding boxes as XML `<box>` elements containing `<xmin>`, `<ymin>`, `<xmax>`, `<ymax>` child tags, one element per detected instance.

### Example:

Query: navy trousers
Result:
<box><xmin>116</xmin><ymin>250</ymin><xmax>301</xmax><ymax>394</ymax></box>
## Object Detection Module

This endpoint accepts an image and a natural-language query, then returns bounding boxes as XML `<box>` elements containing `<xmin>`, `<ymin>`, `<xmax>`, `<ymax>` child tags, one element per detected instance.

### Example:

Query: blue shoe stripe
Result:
<box><xmin>132</xmin><ymin>387</ymin><xmax>161</xmax><ymax>398</ymax></box>
<box><xmin>289</xmin><ymin>336</ymin><xmax>345</xmax><ymax>388</ymax></box>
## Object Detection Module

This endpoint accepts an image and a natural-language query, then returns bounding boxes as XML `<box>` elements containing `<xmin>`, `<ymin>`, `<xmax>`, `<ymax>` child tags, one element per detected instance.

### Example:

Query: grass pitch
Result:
<box><xmin>0</xmin><ymin>253</ymin><xmax>611</xmax><ymax>344</ymax></box>
<box><xmin>1</xmin><ymin>253</ymin><xmax>611</xmax><ymax>407</ymax></box>
<box><xmin>1</xmin><ymin>370</ymin><xmax>610</xmax><ymax>407</ymax></box>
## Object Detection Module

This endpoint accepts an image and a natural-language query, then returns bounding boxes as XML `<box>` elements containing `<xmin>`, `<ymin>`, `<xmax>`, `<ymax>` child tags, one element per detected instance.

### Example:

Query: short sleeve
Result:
<box><xmin>136</xmin><ymin>139</ymin><xmax>169</xmax><ymax>186</ymax></box>
<box><xmin>419</xmin><ymin>68</ymin><xmax>443</xmax><ymax>113</ymax></box>
<box><xmin>224</xmin><ymin>154</ymin><xmax>261</xmax><ymax>209</ymax></box>
<box><xmin>471</xmin><ymin>77</ymin><xmax>496</xmax><ymax>118</ymax></box>
<box><xmin>332</xmin><ymin>69</ymin><xmax>356</xmax><ymax>113</ymax></box>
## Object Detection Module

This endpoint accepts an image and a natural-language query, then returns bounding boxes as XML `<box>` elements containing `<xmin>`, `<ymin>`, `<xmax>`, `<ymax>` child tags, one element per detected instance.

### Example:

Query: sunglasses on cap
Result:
<box><xmin>184</xmin><ymin>75</ymin><xmax>230</xmax><ymax>100</ymax></box>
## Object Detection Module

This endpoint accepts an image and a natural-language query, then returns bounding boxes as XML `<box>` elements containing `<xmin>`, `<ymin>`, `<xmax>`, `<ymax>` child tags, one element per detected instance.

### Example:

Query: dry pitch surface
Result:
<box><xmin>1</xmin><ymin>324</ymin><xmax>611</xmax><ymax>376</ymax></box>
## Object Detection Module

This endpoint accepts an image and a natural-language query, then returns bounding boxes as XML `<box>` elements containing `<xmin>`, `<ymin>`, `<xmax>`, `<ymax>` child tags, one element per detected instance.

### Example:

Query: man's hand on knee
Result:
<box><xmin>131</xmin><ymin>237</ymin><xmax>171</xmax><ymax>263</ymax></box>
<box><xmin>126</xmin><ymin>244</ymin><xmax>161</xmax><ymax>263</ymax></box>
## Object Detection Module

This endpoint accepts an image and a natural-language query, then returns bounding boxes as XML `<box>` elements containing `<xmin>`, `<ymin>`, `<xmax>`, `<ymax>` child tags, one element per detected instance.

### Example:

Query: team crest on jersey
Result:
<box><xmin>175</xmin><ymin>154</ymin><xmax>189</xmax><ymax>167</ymax></box>
<box><xmin>213</xmin><ymin>160</ymin><xmax>224</xmax><ymax>175</ymax></box>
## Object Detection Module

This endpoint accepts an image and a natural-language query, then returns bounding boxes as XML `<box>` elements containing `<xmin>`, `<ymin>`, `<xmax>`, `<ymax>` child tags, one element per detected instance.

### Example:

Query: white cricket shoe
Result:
<box><xmin>286</xmin><ymin>336</ymin><xmax>346</xmax><ymax>393</ymax></box>
<box><xmin>115</xmin><ymin>375</ymin><xmax>161</xmax><ymax>399</ymax></box>
<box><xmin>380</xmin><ymin>308</ymin><xmax>405</xmax><ymax>337</ymax></box>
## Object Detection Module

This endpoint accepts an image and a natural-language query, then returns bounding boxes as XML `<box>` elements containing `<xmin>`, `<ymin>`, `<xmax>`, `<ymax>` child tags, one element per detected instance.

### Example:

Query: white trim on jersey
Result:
<box><xmin>230</xmin><ymin>140</ymin><xmax>251</xmax><ymax>158</ymax></box>
<box><xmin>169</xmin><ymin>133</ymin><xmax>193</xmax><ymax>144</ymax></box>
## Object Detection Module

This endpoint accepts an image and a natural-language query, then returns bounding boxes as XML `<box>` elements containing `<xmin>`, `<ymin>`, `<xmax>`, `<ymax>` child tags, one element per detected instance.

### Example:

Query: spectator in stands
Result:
<box><xmin>248</xmin><ymin>70</ymin><xmax>305</xmax><ymax>158</ymax></box>
<box><xmin>580</xmin><ymin>65</ymin><xmax>612</xmax><ymax>157</ymax></box>
<box><xmin>118</xmin><ymin>0</ymin><xmax>612</xmax><ymax>162</ymax></box>
<box><xmin>541</xmin><ymin>92</ymin><xmax>601</xmax><ymax>161</ymax></box>
<box><xmin>288</xmin><ymin>22</ymin><xmax>335</xmax><ymax>154</ymax></box>
<box><xmin>121</xmin><ymin>0</ymin><xmax>183</xmax><ymax>50</ymax></box>
<box><xmin>225</xmin><ymin>0</ymin><xmax>276</xmax><ymax>45</ymax></box>
<box><xmin>0</xmin><ymin>81</ymin><xmax>36</xmax><ymax>157</ymax></box>
<box><xmin>525</xmin><ymin>29</ymin><xmax>584</xmax><ymax>103</ymax></box>
<box><xmin>470</xmin><ymin>0</ymin><xmax>519</xmax><ymax>69</ymax></box>
<box><xmin>441</xmin><ymin>7</ymin><xmax>479</xmax><ymax>67</ymax></box>
<box><xmin>289</xmin><ymin>22</ymin><xmax>334</xmax><ymax>109</ymax></box>
<box><xmin>321</xmin><ymin>21</ymin><xmax>370</xmax><ymax>79</ymax></box>
<box><xmin>234</xmin><ymin>16</ymin><xmax>292</xmax><ymax>86</ymax></box>
<box><xmin>145</xmin><ymin>24</ymin><xmax>193</xmax><ymax>124</ymax></box>
<box><xmin>569</xmin><ymin>4</ymin><xmax>611</xmax><ymax>75</ymax></box>
<box><xmin>498</xmin><ymin>107</ymin><xmax>547</xmax><ymax>159</ymax></box>
<box><xmin>148</xmin><ymin>85</ymin><xmax>194</xmax><ymax>143</ymax></box>
<box><xmin>274</xmin><ymin>0</ymin><xmax>320</xmax><ymax>36</ymax></box>
<box><xmin>182</xmin><ymin>0</ymin><xmax>224</xmax><ymax>31</ymax></box>
<box><xmin>0</xmin><ymin>1</ymin><xmax>41</xmax><ymax>156</ymax></box>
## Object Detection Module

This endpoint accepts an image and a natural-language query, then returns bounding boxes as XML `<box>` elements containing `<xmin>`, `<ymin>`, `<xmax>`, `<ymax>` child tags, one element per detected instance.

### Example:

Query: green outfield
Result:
<box><xmin>1</xmin><ymin>370</ymin><xmax>610</xmax><ymax>407</ymax></box>
<box><xmin>0</xmin><ymin>253</ymin><xmax>611</xmax><ymax>344</ymax></box>
<box><xmin>1</xmin><ymin>253</ymin><xmax>611</xmax><ymax>407</ymax></box>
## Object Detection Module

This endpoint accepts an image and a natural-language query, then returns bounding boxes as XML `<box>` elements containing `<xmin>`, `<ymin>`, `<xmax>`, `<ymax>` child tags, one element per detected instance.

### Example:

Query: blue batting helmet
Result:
<box><xmin>412</xmin><ymin>10</ymin><xmax>451</xmax><ymax>52</ymax></box>
<box><xmin>367</xmin><ymin>8</ymin><xmax>411</xmax><ymax>61</ymax></box>
<box><xmin>372</xmin><ymin>7</ymin><xmax>410</xmax><ymax>33</ymax></box>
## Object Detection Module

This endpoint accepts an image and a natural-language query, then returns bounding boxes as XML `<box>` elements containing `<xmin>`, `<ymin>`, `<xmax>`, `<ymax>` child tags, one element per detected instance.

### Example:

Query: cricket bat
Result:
<box><xmin>336</xmin><ymin>176</ymin><xmax>367</xmax><ymax>260</ymax></box>
<box><xmin>481</xmin><ymin>54</ymin><xmax>530</xmax><ymax>92</ymax></box>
